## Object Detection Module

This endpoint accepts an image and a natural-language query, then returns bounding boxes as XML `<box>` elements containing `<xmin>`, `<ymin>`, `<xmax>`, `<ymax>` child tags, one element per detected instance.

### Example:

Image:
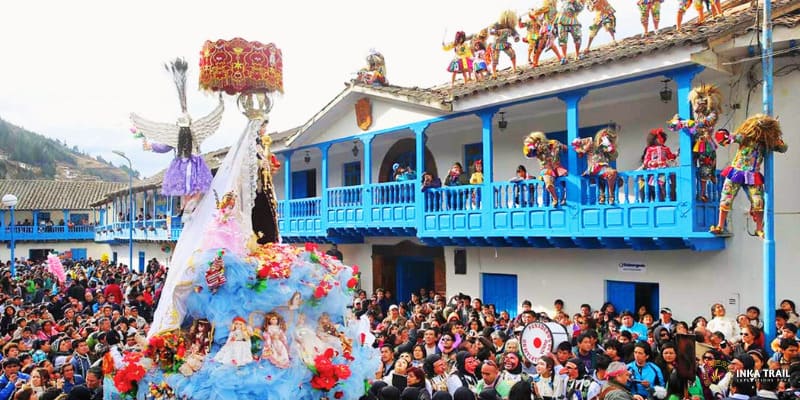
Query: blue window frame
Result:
<box><xmin>38</xmin><ymin>212</ymin><xmax>51</xmax><ymax>222</ymax></box>
<box><xmin>464</xmin><ymin>143</ymin><xmax>482</xmax><ymax>172</ymax></box>
<box><xmin>343</xmin><ymin>161</ymin><xmax>361</xmax><ymax>186</ymax></box>
<box><xmin>70</xmin><ymin>213</ymin><xmax>89</xmax><ymax>224</ymax></box>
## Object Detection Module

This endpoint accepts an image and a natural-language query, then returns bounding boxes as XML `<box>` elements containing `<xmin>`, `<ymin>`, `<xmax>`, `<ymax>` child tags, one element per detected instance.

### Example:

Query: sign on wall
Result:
<box><xmin>618</xmin><ymin>262</ymin><xmax>646</xmax><ymax>273</ymax></box>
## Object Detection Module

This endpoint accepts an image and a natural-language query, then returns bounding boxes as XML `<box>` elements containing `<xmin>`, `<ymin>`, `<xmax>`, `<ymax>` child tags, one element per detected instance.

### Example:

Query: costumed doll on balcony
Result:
<box><xmin>571</xmin><ymin>127</ymin><xmax>619</xmax><ymax>204</ymax></box>
<box><xmin>490</xmin><ymin>10</ymin><xmax>521</xmax><ymax>78</ymax></box>
<box><xmin>668</xmin><ymin>84</ymin><xmax>723</xmax><ymax>202</ymax></box>
<box><xmin>443</xmin><ymin>31</ymin><xmax>473</xmax><ymax>87</ymax></box>
<box><xmin>213</xmin><ymin>316</ymin><xmax>253</xmax><ymax>366</ymax></box>
<box><xmin>524</xmin><ymin>132</ymin><xmax>568</xmax><ymax>207</ymax></box>
<box><xmin>710</xmin><ymin>114</ymin><xmax>787</xmax><ymax>237</ymax></box>
<box><xmin>584</xmin><ymin>0</ymin><xmax>617</xmax><ymax>54</ymax></box>
<box><xmin>555</xmin><ymin>0</ymin><xmax>584</xmax><ymax>63</ymax></box>
<box><xmin>131</xmin><ymin>58</ymin><xmax>224</xmax><ymax>215</ymax></box>
<box><xmin>639</xmin><ymin>129</ymin><xmax>677</xmax><ymax>202</ymax></box>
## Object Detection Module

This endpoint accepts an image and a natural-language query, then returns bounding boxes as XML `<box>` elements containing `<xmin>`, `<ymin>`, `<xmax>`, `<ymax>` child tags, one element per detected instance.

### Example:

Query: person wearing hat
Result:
<box><xmin>382</xmin><ymin>304</ymin><xmax>407</xmax><ymax>327</ymax></box>
<box><xmin>598</xmin><ymin>361</ymin><xmax>643</xmax><ymax>400</ymax></box>
<box><xmin>655</xmin><ymin>308</ymin><xmax>674</xmax><ymax>332</ymax></box>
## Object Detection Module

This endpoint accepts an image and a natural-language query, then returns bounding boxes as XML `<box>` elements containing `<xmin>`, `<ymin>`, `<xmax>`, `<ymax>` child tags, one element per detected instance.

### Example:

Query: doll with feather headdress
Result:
<box><xmin>490</xmin><ymin>10</ymin><xmax>521</xmax><ymax>78</ymax></box>
<box><xmin>668</xmin><ymin>84</ymin><xmax>723</xmax><ymax>202</ymax></box>
<box><xmin>131</xmin><ymin>58</ymin><xmax>224</xmax><ymax>213</ymax></box>
<box><xmin>571</xmin><ymin>127</ymin><xmax>619</xmax><ymax>204</ymax></box>
<box><xmin>523</xmin><ymin>131</ymin><xmax>568</xmax><ymax>206</ymax></box>
<box><xmin>710</xmin><ymin>114</ymin><xmax>787</xmax><ymax>237</ymax></box>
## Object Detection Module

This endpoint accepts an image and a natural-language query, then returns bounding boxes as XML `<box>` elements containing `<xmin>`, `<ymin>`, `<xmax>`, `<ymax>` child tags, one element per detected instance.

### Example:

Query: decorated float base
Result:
<box><xmin>116</xmin><ymin>243</ymin><xmax>378</xmax><ymax>400</ymax></box>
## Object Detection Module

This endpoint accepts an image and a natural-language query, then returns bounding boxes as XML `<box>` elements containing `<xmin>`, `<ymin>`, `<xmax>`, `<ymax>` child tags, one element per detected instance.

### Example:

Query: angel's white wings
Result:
<box><xmin>129</xmin><ymin>98</ymin><xmax>225</xmax><ymax>150</ymax></box>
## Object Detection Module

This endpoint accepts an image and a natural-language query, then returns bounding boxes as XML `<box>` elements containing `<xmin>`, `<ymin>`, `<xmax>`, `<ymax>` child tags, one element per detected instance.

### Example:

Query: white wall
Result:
<box><xmin>109</xmin><ymin>242</ymin><xmax>173</xmax><ymax>271</ymax></box>
<box><xmin>0</xmin><ymin>241</ymin><xmax>111</xmax><ymax>262</ymax></box>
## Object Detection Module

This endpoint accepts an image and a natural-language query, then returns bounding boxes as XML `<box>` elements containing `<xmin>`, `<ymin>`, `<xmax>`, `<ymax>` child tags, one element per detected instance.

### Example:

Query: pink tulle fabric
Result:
<box><xmin>47</xmin><ymin>254</ymin><xmax>66</xmax><ymax>284</ymax></box>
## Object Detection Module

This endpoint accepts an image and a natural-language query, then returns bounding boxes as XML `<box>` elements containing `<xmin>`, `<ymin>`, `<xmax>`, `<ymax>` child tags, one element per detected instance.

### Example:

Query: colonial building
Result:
<box><xmin>0</xmin><ymin>180</ymin><xmax>125</xmax><ymax>261</ymax></box>
<box><xmin>94</xmin><ymin>0</ymin><xmax>800</xmax><ymax>318</ymax></box>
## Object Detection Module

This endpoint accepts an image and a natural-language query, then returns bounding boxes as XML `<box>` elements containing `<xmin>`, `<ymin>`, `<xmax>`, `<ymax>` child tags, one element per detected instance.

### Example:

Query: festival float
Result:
<box><xmin>114</xmin><ymin>38</ymin><xmax>379</xmax><ymax>400</ymax></box>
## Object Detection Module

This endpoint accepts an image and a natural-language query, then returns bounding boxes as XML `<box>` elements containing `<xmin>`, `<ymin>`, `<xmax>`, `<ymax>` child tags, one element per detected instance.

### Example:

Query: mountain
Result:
<box><xmin>0</xmin><ymin>118</ymin><xmax>136</xmax><ymax>183</ymax></box>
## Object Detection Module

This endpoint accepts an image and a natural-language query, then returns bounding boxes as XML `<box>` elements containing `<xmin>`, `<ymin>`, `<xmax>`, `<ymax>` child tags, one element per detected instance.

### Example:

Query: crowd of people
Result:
<box><xmin>353</xmin><ymin>288</ymin><xmax>800</xmax><ymax>400</ymax></box>
<box><xmin>0</xmin><ymin>257</ymin><xmax>165</xmax><ymax>400</ymax></box>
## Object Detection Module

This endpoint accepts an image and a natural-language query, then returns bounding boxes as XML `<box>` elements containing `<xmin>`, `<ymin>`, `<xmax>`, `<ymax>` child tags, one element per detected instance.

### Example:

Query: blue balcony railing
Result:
<box><xmin>1</xmin><ymin>225</ymin><xmax>97</xmax><ymax>241</ymax></box>
<box><xmin>94</xmin><ymin>219</ymin><xmax>183</xmax><ymax>242</ymax></box>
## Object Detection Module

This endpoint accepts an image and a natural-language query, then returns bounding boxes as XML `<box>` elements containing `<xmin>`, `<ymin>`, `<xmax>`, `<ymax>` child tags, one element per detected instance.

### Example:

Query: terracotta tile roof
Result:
<box><xmin>0</xmin><ymin>180</ymin><xmax>127</xmax><ymax>210</ymax></box>
<box><xmin>352</xmin><ymin>0</ymin><xmax>798</xmax><ymax>105</ymax></box>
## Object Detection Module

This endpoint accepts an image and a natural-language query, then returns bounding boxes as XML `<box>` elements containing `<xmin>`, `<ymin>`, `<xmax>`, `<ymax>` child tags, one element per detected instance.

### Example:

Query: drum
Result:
<box><xmin>520</xmin><ymin>322</ymin><xmax>571</xmax><ymax>362</ymax></box>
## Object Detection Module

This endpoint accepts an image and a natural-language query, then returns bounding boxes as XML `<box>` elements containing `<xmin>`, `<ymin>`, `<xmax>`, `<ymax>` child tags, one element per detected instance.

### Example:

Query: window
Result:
<box><xmin>37</xmin><ymin>212</ymin><xmax>51</xmax><ymax>223</ymax></box>
<box><xmin>70</xmin><ymin>213</ymin><xmax>89</xmax><ymax>225</ymax></box>
<box><xmin>343</xmin><ymin>162</ymin><xmax>361</xmax><ymax>186</ymax></box>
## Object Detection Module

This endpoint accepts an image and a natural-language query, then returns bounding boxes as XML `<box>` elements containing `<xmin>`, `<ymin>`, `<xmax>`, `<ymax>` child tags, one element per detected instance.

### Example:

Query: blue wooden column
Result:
<box><xmin>63</xmin><ymin>210</ymin><xmax>69</xmax><ymax>232</ymax></box>
<box><xmin>283</xmin><ymin>151</ymin><xmax>294</xmax><ymax>202</ymax></box>
<box><xmin>558</xmin><ymin>90</ymin><xmax>588</xmax><ymax>205</ymax></box>
<box><xmin>360</xmin><ymin>134</ymin><xmax>375</xmax><ymax>226</ymax></box>
<box><xmin>99</xmin><ymin>208</ymin><xmax>106</xmax><ymax>227</ymax></box>
<box><xmin>412</xmin><ymin>123</ymin><xmax>430</xmax><ymax>229</ymax></box>
<box><xmin>667</xmin><ymin>66</ymin><xmax>703</xmax><ymax>229</ymax></box>
<box><xmin>33</xmin><ymin>209</ymin><xmax>39</xmax><ymax>231</ymax></box>
<box><xmin>478</xmin><ymin>109</ymin><xmax>498</xmax><ymax>229</ymax></box>
<box><xmin>319</xmin><ymin>143</ymin><xmax>331</xmax><ymax>230</ymax></box>
<box><xmin>0</xmin><ymin>210</ymin><xmax>5</xmax><ymax>228</ymax></box>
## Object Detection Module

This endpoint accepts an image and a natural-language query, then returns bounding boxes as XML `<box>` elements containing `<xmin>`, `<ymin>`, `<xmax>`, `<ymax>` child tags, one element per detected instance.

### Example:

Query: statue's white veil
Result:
<box><xmin>149</xmin><ymin>120</ymin><xmax>262</xmax><ymax>336</ymax></box>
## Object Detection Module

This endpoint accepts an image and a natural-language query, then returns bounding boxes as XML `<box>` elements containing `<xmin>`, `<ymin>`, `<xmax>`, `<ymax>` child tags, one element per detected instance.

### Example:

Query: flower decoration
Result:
<box><xmin>147</xmin><ymin>381</ymin><xmax>176</xmax><ymax>400</ymax></box>
<box><xmin>144</xmin><ymin>331</ymin><xmax>186</xmax><ymax>374</ymax></box>
<box><xmin>309</xmin><ymin>348</ymin><xmax>351</xmax><ymax>392</ymax></box>
<box><xmin>199</xmin><ymin>38</ymin><xmax>284</xmax><ymax>95</ymax></box>
<box><xmin>248</xmin><ymin>243</ymin><xmax>301</xmax><ymax>292</ymax></box>
<box><xmin>113</xmin><ymin>352</ymin><xmax>147</xmax><ymax>397</ymax></box>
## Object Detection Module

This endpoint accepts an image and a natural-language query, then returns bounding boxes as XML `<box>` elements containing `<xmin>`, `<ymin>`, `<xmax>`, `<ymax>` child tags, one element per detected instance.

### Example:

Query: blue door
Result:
<box><xmin>70</xmin><ymin>248</ymin><xmax>87</xmax><ymax>261</ymax></box>
<box><xmin>396</xmin><ymin>257</ymin><xmax>434</xmax><ymax>304</ymax></box>
<box><xmin>482</xmin><ymin>273</ymin><xmax>518</xmax><ymax>318</ymax></box>
<box><xmin>292</xmin><ymin>169</ymin><xmax>317</xmax><ymax>199</ymax></box>
<box><xmin>606</xmin><ymin>280</ymin><xmax>637</xmax><ymax>314</ymax></box>
<box><xmin>112</xmin><ymin>252</ymin><xmax>118</xmax><ymax>265</ymax></box>
<box><xmin>138</xmin><ymin>251</ymin><xmax>145</xmax><ymax>273</ymax></box>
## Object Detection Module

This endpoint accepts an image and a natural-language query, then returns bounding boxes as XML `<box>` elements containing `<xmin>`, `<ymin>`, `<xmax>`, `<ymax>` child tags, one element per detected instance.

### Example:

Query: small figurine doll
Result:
<box><xmin>571</xmin><ymin>127</ymin><xmax>619</xmax><ymax>204</ymax></box>
<box><xmin>490</xmin><ymin>10</ymin><xmax>521</xmax><ymax>78</ymax></box>
<box><xmin>443</xmin><ymin>31</ymin><xmax>473</xmax><ymax>87</ymax></box>
<box><xmin>668</xmin><ymin>84</ymin><xmax>723</xmax><ymax>202</ymax></box>
<box><xmin>261</xmin><ymin>312</ymin><xmax>291</xmax><ymax>369</ymax></box>
<box><xmin>639</xmin><ymin>129</ymin><xmax>677</xmax><ymax>202</ymax></box>
<box><xmin>213</xmin><ymin>316</ymin><xmax>253</xmax><ymax>366</ymax></box>
<box><xmin>178</xmin><ymin>343</ymin><xmax>205</xmax><ymax>376</ymax></box>
<box><xmin>523</xmin><ymin>131</ymin><xmax>568</xmax><ymax>206</ymax></box>
<box><xmin>204</xmin><ymin>251</ymin><xmax>227</xmax><ymax>294</ymax></box>
<box><xmin>710</xmin><ymin>114</ymin><xmax>787</xmax><ymax>237</ymax></box>
<box><xmin>317</xmin><ymin>313</ymin><xmax>353</xmax><ymax>359</ymax></box>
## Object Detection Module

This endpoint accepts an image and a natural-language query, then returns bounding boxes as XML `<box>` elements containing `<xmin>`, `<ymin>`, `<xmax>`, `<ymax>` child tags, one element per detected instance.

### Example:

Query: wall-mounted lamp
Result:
<box><xmin>498</xmin><ymin>112</ymin><xmax>508</xmax><ymax>131</ymax></box>
<box><xmin>351</xmin><ymin>140</ymin><xmax>360</xmax><ymax>158</ymax></box>
<box><xmin>304</xmin><ymin>150</ymin><xmax>311</xmax><ymax>164</ymax></box>
<box><xmin>660</xmin><ymin>79</ymin><xmax>673</xmax><ymax>103</ymax></box>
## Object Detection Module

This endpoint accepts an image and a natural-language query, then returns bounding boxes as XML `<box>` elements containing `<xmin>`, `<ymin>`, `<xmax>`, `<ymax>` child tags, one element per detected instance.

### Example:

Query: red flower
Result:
<box><xmin>334</xmin><ymin>364</ymin><xmax>351</xmax><ymax>380</ymax></box>
<box><xmin>257</xmin><ymin>266</ymin><xmax>270</xmax><ymax>279</ymax></box>
<box><xmin>311</xmin><ymin>374</ymin><xmax>337</xmax><ymax>391</ymax></box>
<box><xmin>149</xmin><ymin>336</ymin><xmax>165</xmax><ymax>349</ymax></box>
<box><xmin>346</xmin><ymin>277</ymin><xmax>358</xmax><ymax>289</ymax></box>
<box><xmin>352</xmin><ymin>265</ymin><xmax>359</xmax><ymax>274</ymax></box>
<box><xmin>314</xmin><ymin>286</ymin><xmax>326</xmax><ymax>299</ymax></box>
<box><xmin>334</xmin><ymin>391</ymin><xmax>344</xmax><ymax>399</ymax></box>
<box><xmin>305</xmin><ymin>243</ymin><xmax>318</xmax><ymax>252</ymax></box>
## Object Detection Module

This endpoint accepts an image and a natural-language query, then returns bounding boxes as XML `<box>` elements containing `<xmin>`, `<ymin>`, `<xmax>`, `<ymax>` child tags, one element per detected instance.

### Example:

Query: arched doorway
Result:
<box><xmin>378</xmin><ymin>139</ymin><xmax>438</xmax><ymax>183</ymax></box>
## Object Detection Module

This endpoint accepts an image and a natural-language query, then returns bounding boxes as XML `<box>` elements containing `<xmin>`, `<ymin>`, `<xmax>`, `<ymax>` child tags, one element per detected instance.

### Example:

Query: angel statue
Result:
<box><xmin>131</xmin><ymin>58</ymin><xmax>225</xmax><ymax>214</ymax></box>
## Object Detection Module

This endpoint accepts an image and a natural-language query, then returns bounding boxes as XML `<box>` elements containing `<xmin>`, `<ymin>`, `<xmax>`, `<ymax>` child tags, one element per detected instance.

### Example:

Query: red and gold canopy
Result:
<box><xmin>199</xmin><ymin>38</ymin><xmax>283</xmax><ymax>95</ymax></box>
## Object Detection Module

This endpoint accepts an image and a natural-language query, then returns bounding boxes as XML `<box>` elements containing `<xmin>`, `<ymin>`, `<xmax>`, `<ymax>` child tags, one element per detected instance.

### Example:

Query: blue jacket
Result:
<box><xmin>63</xmin><ymin>374</ymin><xmax>86</xmax><ymax>394</ymax></box>
<box><xmin>626</xmin><ymin>361</ymin><xmax>664</xmax><ymax>397</ymax></box>
<box><xmin>0</xmin><ymin>372</ymin><xmax>31</xmax><ymax>400</ymax></box>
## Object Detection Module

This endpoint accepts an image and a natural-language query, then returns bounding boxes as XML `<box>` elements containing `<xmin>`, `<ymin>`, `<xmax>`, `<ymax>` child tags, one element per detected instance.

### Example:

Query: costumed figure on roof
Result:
<box><xmin>443</xmin><ymin>31</ymin><xmax>474</xmax><ymax>87</ymax></box>
<box><xmin>555</xmin><ymin>0</ymin><xmax>584</xmax><ymax>63</ymax></box>
<box><xmin>355</xmin><ymin>49</ymin><xmax>388</xmax><ymax>86</ymax></box>
<box><xmin>490</xmin><ymin>10</ymin><xmax>521</xmax><ymax>78</ymax></box>
<box><xmin>132</xmin><ymin>38</ymin><xmax>378</xmax><ymax>400</ymax></box>
<box><xmin>710</xmin><ymin>114</ymin><xmax>787</xmax><ymax>237</ymax></box>
<box><xmin>638</xmin><ymin>0</ymin><xmax>664</xmax><ymax>35</ymax></box>
<box><xmin>572</xmin><ymin>126</ymin><xmax>619</xmax><ymax>205</ymax></box>
<box><xmin>471</xmin><ymin>28</ymin><xmax>494</xmax><ymax>75</ymax></box>
<box><xmin>676</xmin><ymin>0</ymin><xmax>706</xmax><ymax>31</ymax></box>
<box><xmin>524</xmin><ymin>131</ymin><xmax>568</xmax><ymax>207</ymax></box>
<box><xmin>668</xmin><ymin>84</ymin><xmax>723</xmax><ymax>202</ymax></box>
<box><xmin>471</xmin><ymin>39</ymin><xmax>490</xmax><ymax>81</ymax></box>
<box><xmin>584</xmin><ymin>0</ymin><xmax>617</xmax><ymax>54</ymax></box>
<box><xmin>530</xmin><ymin>0</ymin><xmax>564</xmax><ymax>67</ymax></box>
<box><xmin>131</xmin><ymin>58</ymin><xmax>224</xmax><ymax>215</ymax></box>
<box><xmin>519</xmin><ymin>10</ymin><xmax>543</xmax><ymax>67</ymax></box>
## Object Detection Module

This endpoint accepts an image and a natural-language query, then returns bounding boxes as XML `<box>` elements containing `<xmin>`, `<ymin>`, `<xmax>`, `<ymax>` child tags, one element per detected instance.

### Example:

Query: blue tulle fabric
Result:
<box><xmin>135</xmin><ymin>247</ymin><xmax>380</xmax><ymax>400</ymax></box>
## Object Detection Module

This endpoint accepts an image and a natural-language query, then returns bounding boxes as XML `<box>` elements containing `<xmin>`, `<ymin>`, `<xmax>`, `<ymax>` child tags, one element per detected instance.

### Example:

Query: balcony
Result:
<box><xmin>0</xmin><ymin>225</ymin><xmax>97</xmax><ymax>241</ymax></box>
<box><xmin>278</xmin><ymin>166</ymin><xmax>726</xmax><ymax>251</ymax></box>
<box><xmin>94</xmin><ymin>219</ymin><xmax>183</xmax><ymax>242</ymax></box>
